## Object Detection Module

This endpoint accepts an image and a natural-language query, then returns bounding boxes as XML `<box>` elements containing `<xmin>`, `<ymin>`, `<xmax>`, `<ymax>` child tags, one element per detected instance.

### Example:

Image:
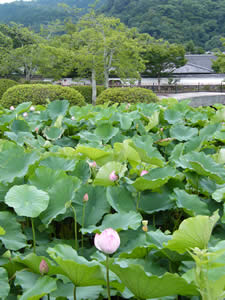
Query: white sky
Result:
<box><xmin>0</xmin><ymin>0</ymin><xmax>32</xmax><ymax>3</ymax></box>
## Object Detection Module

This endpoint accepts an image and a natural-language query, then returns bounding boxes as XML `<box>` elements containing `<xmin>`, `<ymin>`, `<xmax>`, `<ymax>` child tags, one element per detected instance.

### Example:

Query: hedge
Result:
<box><xmin>71</xmin><ymin>85</ymin><xmax>105</xmax><ymax>104</ymax></box>
<box><xmin>96</xmin><ymin>87</ymin><xmax>158</xmax><ymax>105</ymax></box>
<box><xmin>1</xmin><ymin>84</ymin><xmax>86</xmax><ymax>107</ymax></box>
<box><xmin>0</xmin><ymin>79</ymin><xmax>18</xmax><ymax>99</ymax></box>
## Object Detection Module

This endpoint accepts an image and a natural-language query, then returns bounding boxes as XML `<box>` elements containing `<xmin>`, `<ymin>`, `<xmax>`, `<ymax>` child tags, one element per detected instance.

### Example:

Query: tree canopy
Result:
<box><xmin>100</xmin><ymin>0</ymin><xmax>225</xmax><ymax>51</ymax></box>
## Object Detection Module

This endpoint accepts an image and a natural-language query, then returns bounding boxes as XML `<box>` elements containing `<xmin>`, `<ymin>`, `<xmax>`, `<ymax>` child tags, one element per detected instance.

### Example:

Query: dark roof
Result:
<box><xmin>174</xmin><ymin>55</ymin><xmax>217</xmax><ymax>74</ymax></box>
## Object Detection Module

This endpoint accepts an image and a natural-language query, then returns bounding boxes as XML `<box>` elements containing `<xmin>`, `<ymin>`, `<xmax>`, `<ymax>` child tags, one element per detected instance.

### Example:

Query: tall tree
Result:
<box><xmin>66</xmin><ymin>10</ymin><xmax>145</xmax><ymax>104</ymax></box>
<box><xmin>141</xmin><ymin>38</ymin><xmax>186</xmax><ymax>91</ymax></box>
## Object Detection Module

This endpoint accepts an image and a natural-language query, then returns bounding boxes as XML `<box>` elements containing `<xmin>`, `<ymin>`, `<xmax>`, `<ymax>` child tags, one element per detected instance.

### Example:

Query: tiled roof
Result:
<box><xmin>174</xmin><ymin>55</ymin><xmax>217</xmax><ymax>74</ymax></box>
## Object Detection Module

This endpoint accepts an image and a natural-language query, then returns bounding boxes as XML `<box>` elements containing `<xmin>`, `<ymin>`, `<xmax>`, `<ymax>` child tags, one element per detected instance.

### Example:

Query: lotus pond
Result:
<box><xmin>0</xmin><ymin>98</ymin><xmax>225</xmax><ymax>299</ymax></box>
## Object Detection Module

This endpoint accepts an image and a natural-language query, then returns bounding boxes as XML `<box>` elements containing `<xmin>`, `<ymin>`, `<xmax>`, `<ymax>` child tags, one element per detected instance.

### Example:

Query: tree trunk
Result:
<box><xmin>92</xmin><ymin>68</ymin><xmax>97</xmax><ymax>105</ymax></box>
<box><xmin>157</xmin><ymin>76</ymin><xmax>161</xmax><ymax>92</ymax></box>
<box><xmin>104</xmin><ymin>69</ymin><xmax>109</xmax><ymax>89</ymax></box>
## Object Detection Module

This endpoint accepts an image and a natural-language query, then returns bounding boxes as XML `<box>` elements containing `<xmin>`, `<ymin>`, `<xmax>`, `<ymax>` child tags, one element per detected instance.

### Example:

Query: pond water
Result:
<box><xmin>181</xmin><ymin>94</ymin><xmax>225</xmax><ymax>107</ymax></box>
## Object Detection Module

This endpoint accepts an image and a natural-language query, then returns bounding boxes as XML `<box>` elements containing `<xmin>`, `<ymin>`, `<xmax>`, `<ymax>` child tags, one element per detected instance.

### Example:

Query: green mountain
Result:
<box><xmin>100</xmin><ymin>0</ymin><xmax>225</xmax><ymax>50</ymax></box>
<box><xmin>0</xmin><ymin>0</ymin><xmax>104</xmax><ymax>30</ymax></box>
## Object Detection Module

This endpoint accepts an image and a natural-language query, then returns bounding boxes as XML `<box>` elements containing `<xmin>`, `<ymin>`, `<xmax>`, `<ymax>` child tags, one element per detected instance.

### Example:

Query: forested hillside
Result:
<box><xmin>0</xmin><ymin>0</ymin><xmax>104</xmax><ymax>30</ymax></box>
<box><xmin>101</xmin><ymin>0</ymin><xmax>225</xmax><ymax>50</ymax></box>
<box><xmin>1</xmin><ymin>0</ymin><xmax>225</xmax><ymax>50</ymax></box>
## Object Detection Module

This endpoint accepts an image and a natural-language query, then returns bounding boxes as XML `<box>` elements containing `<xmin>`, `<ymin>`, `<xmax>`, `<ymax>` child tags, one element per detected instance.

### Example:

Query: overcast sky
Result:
<box><xmin>0</xmin><ymin>0</ymin><xmax>32</xmax><ymax>3</ymax></box>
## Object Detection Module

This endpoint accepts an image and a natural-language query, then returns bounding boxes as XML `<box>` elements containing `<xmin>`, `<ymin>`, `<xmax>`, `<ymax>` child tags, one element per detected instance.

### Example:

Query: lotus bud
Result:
<box><xmin>23</xmin><ymin>112</ymin><xmax>28</xmax><ymax>118</ymax></box>
<box><xmin>126</xmin><ymin>103</ymin><xmax>130</xmax><ymax>110</ymax></box>
<box><xmin>39</xmin><ymin>259</ymin><xmax>49</xmax><ymax>275</ymax></box>
<box><xmin>109</xmin><ymin>170</ymin><xmax>118</xmax><ymax>181</ymax></box>
<box><xmin>35</xmin><ymin>127</ymin><xmax>39</xmax><ymax>133</ymax></box>
<box><xmin>71</xmin><ymin>116</ymin><xmax>75</xmax><ymax>121</ymax></box>
<box><xmin>10</xmin><ymin>106</ymin><xmax>15</xmax><ymax>111</ymax></box>
<box><xmin>83</xmin><ymin>193</ymin><xmax>89</xmax><ymax>203</ymax></box>
<box><xmin>142</xmin><ymin>220</ymin><xmax>148</xmax><ymax>232</ymax></box>
<box><xmin>94</xmin><ymin>228</ymin><xmax>120</xmax><ymax>254</ymax></box>
<box><xmin>160</xmin><ymin>128</ymin><xmax>163</xmax><ymax>132</ymax></box>
<box><xmin>36</xmin><ymin>111</ymin><xmax>41</xmax><ymax>114</ymax></box>
<box><xmin>89</xmin><ymin>161</ymin><xmax>97</xmax><ymax>168</ymax></box>
<box><xmin>140</xmin><ymin>170</ymin><xmax>148</xmax><ymax>176</ymax></box>
<box><xmin>30</xmin><ymin>105</ymin><xmax>35</xmax><ymax>111</ymax></box>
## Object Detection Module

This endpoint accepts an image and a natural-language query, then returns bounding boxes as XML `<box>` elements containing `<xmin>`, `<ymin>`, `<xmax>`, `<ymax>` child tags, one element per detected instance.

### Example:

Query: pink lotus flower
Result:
<box><xmin>89</xmin><ymin>161</ymin><xmax>97</xmax><ymax>168</ymax></box>
<box><xmin>71</xmin><ymin>116</ymin><xmax>75</xmax><ymax>121</ymax></box>
<box><xmin>10</xmin><ymin>106</ymin><xmax>15</xmax><ymax>110</ymax></box>
<box><xmin>30</xmin><ymin>106</ymin><xmax>35</xmax><ymax>111</ymax></box>
<box><xmin>83</xmin><ymin>193</ymin><xmax>89</xmax><ymax>202</ymax></box>
<box><xmin>140</xmin><ymin>170</ymin><xmax>148</xmax><ymax>176</ymax></box>
<box><xmin>39</xmin><ymin>259</ymin><xmax>49</xmax><ymax>275</ymax></box>
<box><xmin>23</xmin><ymin>112</ymin><xmax>28</xmax><ymax>118</ymax></box>
<box><xmin>94</xmin><ymin>228</ymin><xmax>120</xmax><ymax>254</ymax></box>
<box><xmin>109</xmin><ymin>170</ymin><xmax>118</xmax><ymax>181</ymax></box>
<box><xmin>35</xmin><ymin>127</ymin><xmax>39</xmax><ymax>133</ymax></box>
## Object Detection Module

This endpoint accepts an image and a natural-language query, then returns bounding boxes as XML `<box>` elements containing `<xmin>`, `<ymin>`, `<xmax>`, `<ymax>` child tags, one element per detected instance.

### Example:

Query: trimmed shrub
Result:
<box><xmin>1</xmin><ymin>84</ymin><xmax>85</xmax><ymax>107</ymax></box>
<box><xmin>96</xmin><ymin>87</ymin><xmax>158</xmax><ymax>105</ymax></box>
<box><xmin>0</xmin><ymin>79</ymin><xmax>18</xmax><ymax>99</ymax></box>
<box><xmin>71</xmin><ymin>85</ymin><xmax>105</xmax><ymax>104</ymax></box>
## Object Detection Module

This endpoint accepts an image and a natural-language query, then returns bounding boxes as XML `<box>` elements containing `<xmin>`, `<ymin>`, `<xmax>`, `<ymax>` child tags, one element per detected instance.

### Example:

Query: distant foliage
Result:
<box><xmin>0</xmin><ymin>0</ymin><xmax>104</xmax><ymax>31</ymax></box>
<box><xmin>96</xmin><ymin>87</ymin><xmax>158</xmax><ymax>105</ymax></box>
<box><xmin>101</xmin><ymin>0</ymin><xmax>225</xmax><ymax>50</ymax></box>
<box><xmin>71</xmin><ymin>85</ymin><xmax>105</xmax><ymax>104</ymax></box>
<box><xmin>1</xmin><ymin>84</ymin><xmax>85</xmax><ymax>107</ymax></box>
<box><xmin>0</xmin><ymin>78</ymin><xmax>18</xmax><ymax>99</ymax></box>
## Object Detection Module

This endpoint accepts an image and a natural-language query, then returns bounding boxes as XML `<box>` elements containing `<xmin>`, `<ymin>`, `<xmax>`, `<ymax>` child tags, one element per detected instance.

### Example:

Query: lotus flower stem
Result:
<box><xmin>71</xmin><ymin>206</ymin><xmax>78</xmax><ymax>250</ymax></box>
<box><xmin>106</xmin><ymin>255</ymin><xmax>111</xmax><ymax>300</ymax></box>
<box><xmin>73</xmin><ymin>285</ymin><xmax>77</xmax><ymax>300</ymax></box>
<box><xmin>31</xmin><ymin>218</ymin><xmax>36</xmax><ymax>254</ymax></box>
<box><xmin>81</xmin><ymin>202</ymin><xmax>86</xmax><ymax>250</ymax></box>
<box><xmin>136</xmin><ymin>192</ymin><xmax>141</xmax><ymax>211</ymax></box>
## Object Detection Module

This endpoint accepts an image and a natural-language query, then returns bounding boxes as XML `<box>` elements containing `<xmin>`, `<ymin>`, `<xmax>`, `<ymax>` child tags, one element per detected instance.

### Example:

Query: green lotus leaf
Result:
<box><xmin>182</xmin><ymin>152</ymin><xmax>225</xmax><ymax>184</ymax></box>
<box><xmin>5</xmin><ymin>185</ymin><xmax>49</xmax><ymax>218</ymax></box>
<box><xmin>139</xmin><ymin>186</ymin><xmax>174</xmax><ymax>213</ymax></box>
<box><xmin>4</xmin><ymin>131</ymin><xmax>37</xmax><ymax>148</ymax></box>
<box><xmin>145</xmin><ymin>111</ymin><xmax>160</xmax><ymax>131</ymax></box>
<box><xmin>132</xmin><ymin>135</ymin><xmax>165</xmax><ymax>167</ymax></box>
<box><xmin>47</xmin><ymin>100</ymin><xmax>69</xmax><ymax>120</ymax></box>
<box><xmin>18</xmin><ymin>274</ymin><xmax>57</xmax><ymax>300</ymax></box>
<box><xmin>14</xmin><ymin>102</ymin><xmax>32</xmax><ymax>114</ymax></box>
<box><xmin>47</xmin><ymin>244</ymin><xmax>105</xmax><ymax>286</ymax></box>
<box><xmin>199</xmin><ymin>123</ymin><xmax>221</xmax><ymax>140</ymax></box>
<box><xmin>172</xmin><ymin>188</ymin><xmax>210</xmax><ymax>216</ymax></box>
<box><xmin>81</xmin><ymin>211</ymin><xmax>142</xmax><ymax>234</ymax></box>
<box><xmin>212</xmin><ymin>187</ymin><xmax>225</xmax><ymax>202</ymax></box>
<box><xmin>75</xmin><ymin>145</ymin><xmax>111</xmax><ymax>161</ymax></box>
<box><xmin>164</xmin><ymin>108</ymin><xmax>184</xmax><ymax>124</ymax></box>
<box><xmin>0</xmin><ymin>140</ymin><xmax>39</xmax><ymax>183</ymax></box>
<box><xmin>94</xmin><ymin>161</ymin><xmax>127</xmax><ymax>186</ymax></box>
<box><xmin>51</xmin><ymin>281</ymin><xmax>104</xmax><ymax>300</ymax></box>
<box><xmin>132</xmin><ymin>166</ymin><xmax>181</xmax><ymax>191</ymax></box>
<box><xmin>166</xmin><ymin>211</ymin><xmax>220</xmax><ymax>254</ymax></box>
<box><xmin>0</xmin><ymin>226</ymin><xmax>5</xmax><ymax>235</ymax></box>
<box><xmin>11</xmin><ymin>119</ymin><xmax>30</xmax><ymax>133</ymax></box>
<box><xmin>43</xmin><ymin>126</ymin><xmax>65</xmax><ymax>140</ymax></box>
<box><xmin>13</xmin><ymin>253</ymin><xmax>62</xmax><ymax>276</ymax></box>
<box><xmin>72</xmin><ymin>185</ymin><xmax>110</xmax><ymax>227</ymax></box>
<box><xmin>109</xmin><ymin>259</ymin><xmax>197</xmax><ymax>298</ymax></box>
<box><xmin>0</xmin><ymin>267</ymin><xmax>10</xmax><ymax>298</ymax></box>
<box><xmin>114</xmin><ymin>140</ymin><xmax>141</xmax><ymax>167</ymax></box>
<box><xmin>111</xmin><ymin>112</ymin><xmax>133</xmax><ymax>130</ymax></box>
<box><xmin>106</xmin><ymin>186</ymin><xmax>136</xmax><ymax>213</ymax></box>
<box><xmin>29</xmin><ymin>166</ymin><xmax>80</xmax><ymax>225</ymax></box>
<box><xmin>0</xmin><ymin>211</ymin><xmax>27</xmax><ymax>250</ymax></box>
<box><xmin>40</xmin><ymin>154</ymin><xmax>76</xmax><ymax>171</ymax></box>
<box><xmin>94</xmin><ymin>121</ymin><xmax>119</xmax><ymax>143</ymax></box>
<box><xmin>170</xmin><ymin>124</ymin><xmax>198</xmax><ymax>141</ymax></box>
